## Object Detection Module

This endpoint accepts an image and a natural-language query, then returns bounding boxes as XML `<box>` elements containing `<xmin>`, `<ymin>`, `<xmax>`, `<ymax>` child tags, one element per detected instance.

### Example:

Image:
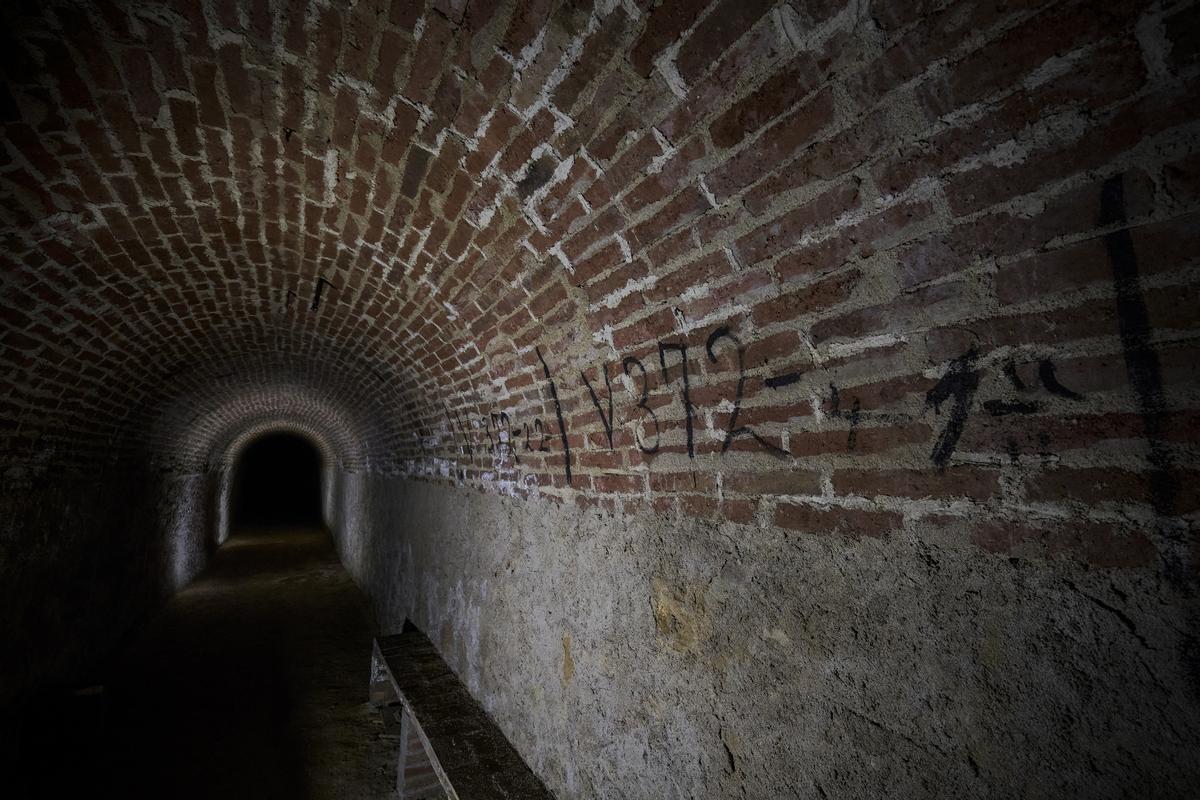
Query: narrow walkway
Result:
<box><xmin>98</xmin><ymin>528</ymin><xmax>394</xmax><ymax>799</ymax></box>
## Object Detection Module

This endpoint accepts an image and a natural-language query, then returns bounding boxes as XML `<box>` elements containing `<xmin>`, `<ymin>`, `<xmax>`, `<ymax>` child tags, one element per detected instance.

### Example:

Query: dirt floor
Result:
<box><xmin>90</xmin><ymin>527</ymin><xmax>396</xmax><ymax>799</ymax></box>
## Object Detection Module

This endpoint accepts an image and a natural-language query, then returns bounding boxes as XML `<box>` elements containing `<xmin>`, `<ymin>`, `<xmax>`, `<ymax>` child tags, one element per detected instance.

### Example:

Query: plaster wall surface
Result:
<box><xmin>352</xmin><ymin>477</ymin><xmax>1200</xmax><ymax>800</ymax></box>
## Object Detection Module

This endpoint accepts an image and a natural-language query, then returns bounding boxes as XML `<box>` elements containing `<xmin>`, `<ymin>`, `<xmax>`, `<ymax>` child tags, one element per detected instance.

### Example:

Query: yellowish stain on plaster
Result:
<box><xmin>651</xmin><ymin>575</ymin><xmax>712</xmax><ymax>653</ymax></box>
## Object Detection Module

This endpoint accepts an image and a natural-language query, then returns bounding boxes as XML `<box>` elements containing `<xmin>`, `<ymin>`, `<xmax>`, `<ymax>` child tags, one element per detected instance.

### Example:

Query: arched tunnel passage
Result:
<box><xmin>230</xmin><ymin>432</ymin><xmax>325</xmax><ymax>530</ymax></box>
<box><xmin>2</xmin><ymin>0</ymin><xmax>1199</xmax><ymax>797</ymax></box>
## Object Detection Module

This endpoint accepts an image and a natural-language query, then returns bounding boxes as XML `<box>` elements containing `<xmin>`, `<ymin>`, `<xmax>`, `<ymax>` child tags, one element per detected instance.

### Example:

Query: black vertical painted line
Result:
<box><xmin>581</xmin><ymin>363</ymin><xmax>615</xmax><ymax>449</ymax></box>
<box><xmin>536</xmin><ymin>347</ymin><xmax>572</xmax><ymax>485</ymax></box>
<box><xmin>311</xmin><ymin>276</ymin><xmax>336</xmax><ymax>311</ymax></box>
<box><xmin>1099</xmin><ymin>174</ymin><xmax>1177</xmax><ymax>516</ymax></box>
<box><xmin>657</xmin><ymin>342</ymin><xmax>694</xmax><ymax>458</ymax></box>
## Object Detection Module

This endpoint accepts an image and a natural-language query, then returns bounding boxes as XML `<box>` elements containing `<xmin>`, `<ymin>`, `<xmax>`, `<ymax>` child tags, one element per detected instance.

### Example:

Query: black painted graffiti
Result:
<box><xmin>764</xmin><ymin>370</ymin><xmax>803</xmax><ymax>389</ymax></box>
<box><xmin>928</xmin><ymin>349</ymin><xmax>1093</xmax><ymax>465</ymax></box>
<box><xmin>443</xmin><ymin>402</ymin><xmax>474</xmax><ymax>455</ymax></box>
<box><xmin>706</xmin><ymin>327</ymin><xmax>788</xmax><ymax>456</ymax></box>
<box><xmin>428</xmin><ymin>334</ymin><xmax>1091</xmax><ymax>478</ymax></box>
<box><xmin>581</xmin><ymin>363</ymin><xmax>615</xmax><ymax>449</ymax></box>
<box><xmin>1100</xmin><ymin>173</ymin><xmax>1177</xmax><ymax>516</ymax></box>
<box><xmin>282</xmin><ymin>277</ymin><xmax>338</xmax><ymax>311</ymax></box>
<box><xmin>925</xmin><ymin>349</ymin><xmax>981</xmax><ymax>467</ymax></box>
<box><xmin>311</xmin><ymin>276</ymin><xmax>338</xmax><ymax>311</ymax></box>
<box><xmin>523</xmin><ymin>418</ymin><xmax>551</xmax><ymax>453</ymax></box>
<box><xmin>982</xmin><ymin>397</ymin><xmax>1040</xmax><ymax>416</ymax></box>
<box><xmin>442</xmin><ymin>406</ymin><xmax>554</xmax><ymax>460</ymax></box>
<box><xmin>983</xmin><ymin>358</ymin><xmax>1082</xmax><ymax>416</ymax></box>
<box><xmin>658</xmin><ymin>342</ymin><xmax>695</xmax><ymax>458</ymax></box>
<box><xmin>622</xmin><ymin>355</ymin><xmax>660</xmax><ymax>454</ymax></box>
<box><xmin>846</xmin><ymin>397</ymin><xmax>862</xmax><ymax>450</ymax></box>
<box><xmin>1039</xmin><ymin>360</ymin><xmax>1084</xmax><ymax>401</ymax></box>
<box><xmin>537</xmin><ymin>346</ymin><xmax>572</xmax><ymax>484</ymax></box>
<box><xmin>825</xmin><ymin>384</ymin><xmax>866</xmax><ymax>451</ymax></box>
<box><xmin>491</xmin><ymin>411</ymin><xmax>519</xmax><ymax>464</ymax></box>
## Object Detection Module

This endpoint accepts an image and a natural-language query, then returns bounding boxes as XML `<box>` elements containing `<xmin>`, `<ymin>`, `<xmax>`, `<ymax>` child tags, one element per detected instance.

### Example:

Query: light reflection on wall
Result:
<box><xmin>163</xmin><ymin>474</ymin><xmax>208</xmax><ymax>592</ymax></box>
<box><xmin>325</xmin><ymin>469</ymin><xmax>368</xmax><ymax>583</ymax></box>
<box><xmin>214</xmin><ymin>469</ymin><xmax>232</xmax><ymax>546</ymax></box>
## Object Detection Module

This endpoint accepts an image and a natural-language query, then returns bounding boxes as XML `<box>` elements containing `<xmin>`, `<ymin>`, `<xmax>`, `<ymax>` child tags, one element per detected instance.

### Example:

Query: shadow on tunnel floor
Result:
<box><xmin>7</xmin><ymin>528</ymin><xmax>394</xmax><ymax>800</ymax></box>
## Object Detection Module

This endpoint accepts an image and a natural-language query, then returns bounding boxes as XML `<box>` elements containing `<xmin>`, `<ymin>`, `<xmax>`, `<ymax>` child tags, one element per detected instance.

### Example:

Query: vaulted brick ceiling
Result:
<box><xmin>1</xmin><ymin>0</ymin><xmax>1196</xmax><ymax>521</ymax></box>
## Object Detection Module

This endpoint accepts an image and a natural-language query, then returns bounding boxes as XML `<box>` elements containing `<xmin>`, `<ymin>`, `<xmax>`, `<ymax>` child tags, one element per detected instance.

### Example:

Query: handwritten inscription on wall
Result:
<box><xmin>413</xmin><ymin>328</ymin><xmax>1086</xmax><ymax>489</ymax></box>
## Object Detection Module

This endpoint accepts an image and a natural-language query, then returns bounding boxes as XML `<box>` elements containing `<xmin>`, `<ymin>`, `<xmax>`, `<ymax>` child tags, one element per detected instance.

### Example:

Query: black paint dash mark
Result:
<box><xmin>311</xmin><ymin>276</ymin><xmax>337</xmax><ymax>311</ymax></box>
<box><xmin>846</xmin><ymin>397</ymin><xmax>861</xmax><ymax>450</ymax></box>
<box><xmin>516</xmin><ymin>157</ymin><xmax>555</xmax><ymax>200</ymax></box>
<box><xmin>1003</xmin><ymin>359</ymin><xmax>1026</xmax><ymax>391</ymax></box>
<box><xmin>1038</xmin><ymin>359</ymin><xmax>1084</xmax><ymax>401</ymax></box>
<box><xmin>765</xmin><ymin>371</ymin><xmax>803</xmax><ymax>389</ymax></box>
<box><xmin>827</xmin><ymin>383</ymin><xmax>842</xmax><ymax>417</ymax></box>
<box><xmin>983</xmin><ymin>399</ymin><xmax>1041</xmax><ymax>417</ymax></box>
<box><xmin>537</xmin><ymin>347</ymin><xmax>572</xmax><ymax>484</ymax></box>
<box><xmin>1100</xmin><ymin>174</ymin><xmax>1177</xmax><ymax>516</ymax></box>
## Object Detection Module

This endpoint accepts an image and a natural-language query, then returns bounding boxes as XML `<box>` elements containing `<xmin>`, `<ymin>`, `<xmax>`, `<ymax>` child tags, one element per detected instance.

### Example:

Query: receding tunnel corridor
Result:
<box><xmin>2</xmin><ymin>0</ymin><xmax>1200</xmax><ymax>798</ymax></box>
<box><xmin>233</xmin><ymin>433</ymin><xmax>325</xmax><ymax>528</ymax></box>
<box><xmin>63</xmin><ymin>528</ymin><xmax>391</xmax><ymax>800</ymax></box>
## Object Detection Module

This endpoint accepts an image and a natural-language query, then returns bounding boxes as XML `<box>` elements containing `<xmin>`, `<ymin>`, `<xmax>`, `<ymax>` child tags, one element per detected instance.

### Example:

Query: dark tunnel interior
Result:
<box><xmin>232</xmin><ymin>433</ymin><xmax>324</xmax><ymax>529</ymax></box>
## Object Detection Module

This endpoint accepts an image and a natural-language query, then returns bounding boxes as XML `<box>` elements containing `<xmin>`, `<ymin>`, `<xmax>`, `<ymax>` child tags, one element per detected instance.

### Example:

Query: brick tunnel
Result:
<box><xmin>1</xmin><ymin>0</ymin><xmax>1198</xmax><ymax>797</ymax></box>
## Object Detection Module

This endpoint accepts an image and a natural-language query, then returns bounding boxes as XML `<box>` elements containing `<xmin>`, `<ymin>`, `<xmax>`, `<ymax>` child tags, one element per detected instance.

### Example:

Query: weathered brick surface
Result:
<box><xmin>1</xmin><ymin>0</ymin><xmax>1198</xmax><ymax>795</ymax></box>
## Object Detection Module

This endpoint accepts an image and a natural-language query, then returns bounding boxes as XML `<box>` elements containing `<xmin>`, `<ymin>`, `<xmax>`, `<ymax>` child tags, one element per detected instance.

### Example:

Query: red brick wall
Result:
<box><xmin>0</xmin><ymin>0</ymin><xmax>1197</xmax><ymax>709</ymax></box>
<box><xmin>4</xmin><ymin>0</ymin><xmax>1195</xmax><ymax>566</ymax></box>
